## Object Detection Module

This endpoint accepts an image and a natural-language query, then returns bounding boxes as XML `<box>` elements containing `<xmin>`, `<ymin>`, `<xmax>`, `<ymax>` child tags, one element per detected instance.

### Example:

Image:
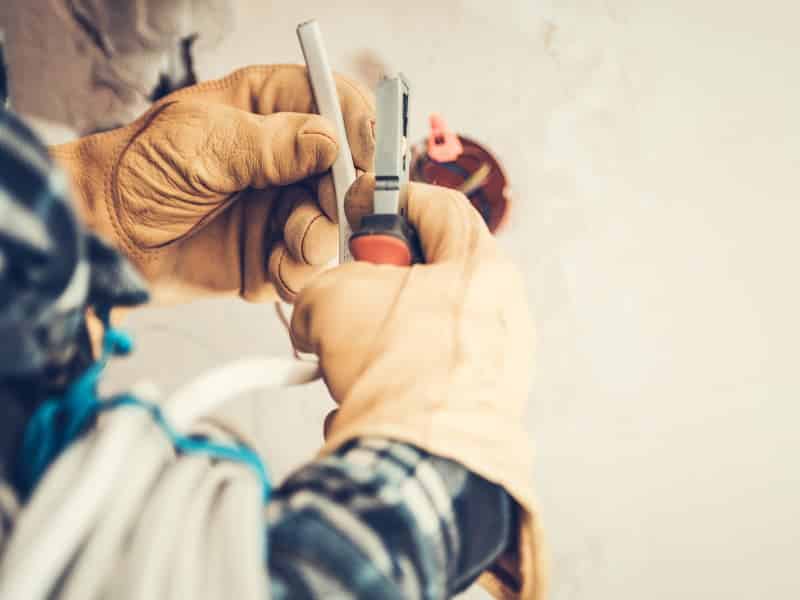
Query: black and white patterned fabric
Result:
<box><xmin>0</xmin><ymin>106</ymin><xmax>148</xmax><ymax>485</ymax></box>
<box><xmin>268</xmin><ymin>438</ymin><xmax>512</xmax><ymax>599</ymax></box>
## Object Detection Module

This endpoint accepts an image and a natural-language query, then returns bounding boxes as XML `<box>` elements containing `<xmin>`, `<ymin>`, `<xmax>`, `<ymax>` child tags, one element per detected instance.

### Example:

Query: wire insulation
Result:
<box><xmin>0</xmin><ymin>339</ymin><xmax>322</xmax><ymax>599</ymax></box>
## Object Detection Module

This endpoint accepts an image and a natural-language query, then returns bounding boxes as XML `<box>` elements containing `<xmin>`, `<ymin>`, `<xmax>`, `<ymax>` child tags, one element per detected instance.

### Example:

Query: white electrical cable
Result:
<box><xmin>59</xmin><ymin>427</ymin><xmax>177</xmax><ymax>600</ymax></box>
<box><xmin>0</xmin><ymin>401</ymin><xmax>155</xmax><ymax>599</ymax></box>
<box><xmin>0</xmin><ymin>356</ymin><xmax>321</xmax><ymax>599</ymax></box>
<box><xmin>167</xmin><ymin>357</ymin><xmax>319</xmax><ymax>426</ymax></box>
<box><xmin>297</xmin><ymin>19</ymin><xmax>357</xmax><ymax>264</ymax></box>
<box><xmin>115</xmin><ymin>455</ymin><xmax>210</xmax><ymax>599</ymax></box>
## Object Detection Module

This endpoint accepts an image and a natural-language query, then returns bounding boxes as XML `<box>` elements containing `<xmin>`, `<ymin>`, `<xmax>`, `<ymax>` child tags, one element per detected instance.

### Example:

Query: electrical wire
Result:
<box><xmin>0</xmin><ymin>355</ymin><xmax>321</xmax><ymax>599</ymax></box>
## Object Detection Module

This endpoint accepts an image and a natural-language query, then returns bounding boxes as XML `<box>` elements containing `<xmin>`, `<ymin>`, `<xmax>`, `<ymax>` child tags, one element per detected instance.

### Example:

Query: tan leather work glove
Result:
<box><xmin>291</xmin><ymin>176</ymin><xmax>546</xmax><ymax>599</ymax></box>
<box><xmin>50</xmin><ymin>65</ymin><xmax>375</xmax><ymax>304</ymax></box>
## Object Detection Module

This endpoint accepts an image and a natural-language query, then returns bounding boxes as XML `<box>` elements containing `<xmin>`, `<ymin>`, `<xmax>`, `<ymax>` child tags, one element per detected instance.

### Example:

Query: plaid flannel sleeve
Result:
<box><xmin>267</xmin><ymin>437</ymin><xmax>514</xmax><ymax>599</ymax></box>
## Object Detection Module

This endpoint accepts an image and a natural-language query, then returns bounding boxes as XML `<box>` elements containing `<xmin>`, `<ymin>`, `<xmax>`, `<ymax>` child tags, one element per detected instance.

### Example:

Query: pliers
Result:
<box><xmin>349</xmin><ymin>75</ymin><xmax>423</xmax><ymax>266</ymax></box>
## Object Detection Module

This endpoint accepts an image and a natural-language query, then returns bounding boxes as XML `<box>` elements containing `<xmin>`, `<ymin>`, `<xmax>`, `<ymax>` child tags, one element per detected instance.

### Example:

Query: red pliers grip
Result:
<box><xmin>349</xmin><ymin>213</ymin><xmax>422</xmax><ymax>266</ymax></box>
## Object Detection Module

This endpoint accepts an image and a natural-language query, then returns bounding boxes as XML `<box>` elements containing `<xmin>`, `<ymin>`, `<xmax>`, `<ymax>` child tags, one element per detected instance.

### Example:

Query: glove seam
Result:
<box><xmin>300</xmin><ymin>212</ymin><xmax>325</xmax><ymax>264</ymax></box>
<box><xmin>108</xmin><ymin>102</ymin><xmax>181</xmax><ymax>264</ymax></box>
<box><xmin>275</xmin><ymin>245</ymin><xmax>297</xmax><ymax>298</ymax></box>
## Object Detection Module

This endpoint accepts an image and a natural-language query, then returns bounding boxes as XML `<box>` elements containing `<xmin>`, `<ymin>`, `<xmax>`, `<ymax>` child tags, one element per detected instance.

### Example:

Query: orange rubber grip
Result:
<box><xmin>349</xmin><ymin>234</ymin><xmax>413</xmax><ymax>266</ymax></box>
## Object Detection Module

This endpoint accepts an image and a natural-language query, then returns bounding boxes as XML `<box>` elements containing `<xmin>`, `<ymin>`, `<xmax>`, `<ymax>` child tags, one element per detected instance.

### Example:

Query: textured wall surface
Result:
<box><xmin>5</xmin><ymin>1</ymin><xmax>799</xmax><ymax>598</ymax></box>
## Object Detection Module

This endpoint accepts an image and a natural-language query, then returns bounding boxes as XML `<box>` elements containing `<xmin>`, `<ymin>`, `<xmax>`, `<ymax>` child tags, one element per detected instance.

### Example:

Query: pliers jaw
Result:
<box><xmin>373</xmin><ymin>74</ymin><xmax>411</xmax><ymax>216</ymax></box>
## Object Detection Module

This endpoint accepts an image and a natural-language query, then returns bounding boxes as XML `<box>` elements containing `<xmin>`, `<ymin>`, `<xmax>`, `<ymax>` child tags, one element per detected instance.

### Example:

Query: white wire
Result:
<box><xmin>113</xmin><ymin>456</ymin><xmax>213</xmax><ymax>600</ymax></box>
<box><xmin>0</xmin><ymin>400</ymin><xmax>155</xmax><ymax>599</ymax></box>
<box><xmin>208</xmin><ymin>473</ymin><xmax>267</xmax><ymax>599</ymax></box>
<box><xmin>297</xmin><ymin>20</ymin><xmax>357</xmax><ymax>264</ymax></box>
<box><xmin>1</xmin><ymin>424</ymin><xmax>96</xmax><ymax>554</ymax></box>
<box><xmin>0</xmin><ymin>355</ymin><xmax>322</xmax><ymax>599</ymax></box>
<box><xmin>166</xmin><ymin>356</ymin><xmax>320</xmax><ymax>427</ymax></box>
<box><xmin>59</xmin><ymin>426</ymin><xmax>176</xmax><ymax>600</ymax></box>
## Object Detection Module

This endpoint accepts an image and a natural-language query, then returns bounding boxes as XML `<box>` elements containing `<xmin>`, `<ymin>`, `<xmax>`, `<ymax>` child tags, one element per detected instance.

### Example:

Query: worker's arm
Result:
<box><xmin>290</xmin><ymin>178</ymin><xmax>545</xmax><ymax>599</ymax></box>
<box><xmin>268</xmin><ymin>438</ymin><xmax>513</xmax><ymax>599</ymax></box>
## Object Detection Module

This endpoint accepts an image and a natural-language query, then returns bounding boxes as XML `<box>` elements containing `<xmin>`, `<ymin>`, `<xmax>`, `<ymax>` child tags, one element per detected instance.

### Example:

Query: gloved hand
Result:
<box><xmin>50</xmin><ymin>65</ymin><xmax>375</xmax><ymax>303</ymax></box>
<box><xmin>291</xmin><ymin>177</ymin><xmax>546</xmax><ymax>599</ymax></box>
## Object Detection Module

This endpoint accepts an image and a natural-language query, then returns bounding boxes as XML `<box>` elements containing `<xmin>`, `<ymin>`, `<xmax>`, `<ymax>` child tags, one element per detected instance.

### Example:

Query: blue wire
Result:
<box><xmin>13</xmin><ymin>323</ymin><xmax>272</xmax><ymax>504</ymax></box>
<box><xmin>107</xmin><ymin>395</ymin><xmax>271</xmax><ymax>502</ymax></box>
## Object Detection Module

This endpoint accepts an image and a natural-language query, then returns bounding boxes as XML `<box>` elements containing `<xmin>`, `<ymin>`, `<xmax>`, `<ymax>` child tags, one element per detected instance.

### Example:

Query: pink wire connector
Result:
<box><xmin>426</xmin><ymin>113</ymin><xmax>463</xmax><ymax>163</ymax></box>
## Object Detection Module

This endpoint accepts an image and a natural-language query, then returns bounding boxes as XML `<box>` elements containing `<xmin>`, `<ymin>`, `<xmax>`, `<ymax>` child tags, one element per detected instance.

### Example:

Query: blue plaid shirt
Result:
<box><xmin>268</xmin><ymin>437</ymin><xmax>513</xmax><ymax>599</ymax></box>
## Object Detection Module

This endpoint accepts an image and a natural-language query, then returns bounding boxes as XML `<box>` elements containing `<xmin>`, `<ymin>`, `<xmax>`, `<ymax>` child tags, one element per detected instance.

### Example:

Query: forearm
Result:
<box><xmin>266</xmin><ymin>437</ymin><xmax>514</xmax><ymax>599</ymax></box>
